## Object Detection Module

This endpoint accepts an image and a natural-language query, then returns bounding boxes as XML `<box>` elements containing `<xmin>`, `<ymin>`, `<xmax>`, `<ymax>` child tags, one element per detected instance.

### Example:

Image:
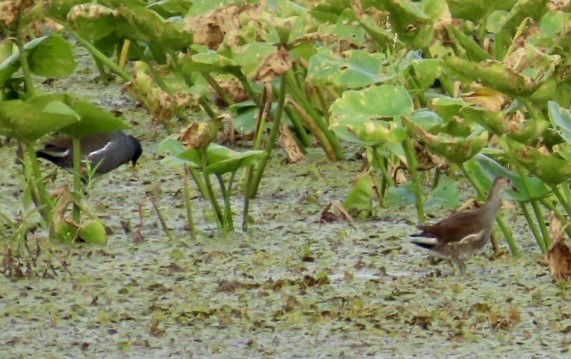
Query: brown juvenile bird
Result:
<box><xmin>37</xmin><ymin>131</ymin><xmax>142</xmax><ymax>175</ymax></box>
<box><xmin>411</xmin><ymin>176</ymin><xmax>512</xmax><ymax>274</ymax></box>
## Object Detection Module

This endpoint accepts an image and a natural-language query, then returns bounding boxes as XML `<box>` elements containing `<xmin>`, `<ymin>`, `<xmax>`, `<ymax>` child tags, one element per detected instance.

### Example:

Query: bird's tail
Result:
<box><xmin>411</xmin><ymin>238</ymin><xmax>436</xmax><ymax>250</ymax></box>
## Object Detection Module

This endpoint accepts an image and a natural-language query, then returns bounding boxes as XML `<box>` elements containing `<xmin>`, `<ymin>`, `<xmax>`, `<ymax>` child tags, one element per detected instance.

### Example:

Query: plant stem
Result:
<box><xmin>216</xmin><ymin>174</ymin><xmax>234</xmax><ymax>233</ymax></box>
<box><xmin>71</xmin><ymin>138</ymin><xmax>82</xmax><ymax>223</ymax></box>
<box><xmin>148</xmin><ymin>195</ymin><xmax>174</xmax><ymax>241</ymax></box>
<box><xmin>287</xmin><ymin>99</ymin><xmax>334</xmax><ymax>158</ymax></box>
<box><xmin>520</xmin><ymin>202</ymin><xmax>546</xmax><ymax>252</ymax></box>
<box><xmin>401</xmin><ymin>136</ymin><xmax>425</xmax><ymax>223</ymax></box>
<box><xmin>249</xmin><ymin>76</ymin><xmax>287</xmax><ymax>197</ymax></box>
<box><xmin>15</xmin><ymin>20</ymin><xmax>35</xmax><ymax>97</ymax></box>
<box><xmin>283</xmin><ymin>71</ymin><xmax>344</xmax><ymax>160</ymax></box>
<box><xmin>23</xmin><ymin>142</ymin><xmax>51</xmax><ymax>223</ymax></box>
<box><xmin>199</xmin><ymin>96</ymin><xmax>217</xmax><ymax>119</ymax></box>
<box><xmin>284</xmin><ymin>106</ymin><xmax>312</xmax><ymax>147</ymax></box>
<box><xmin>514</xmin><ymin>162</ymin><xmax>550</xmax><ymax>248</ymax></box>
<box><xmin>65</xmin><ymin>26</ymin><xmax>132</xmax><ymax>82</ymax></box>
<box><xmin>233</xmin><ymin>70</ymin><xmax>261</xmax><ymax>107</ymax></box>
<box><xmin>200</xmin><ymin>148</ymin><xmax>224</xmax><ymax>229</ymax></box>
<box><xmin>552</xmin><ymin>184</ymin><xmax>571</xmax><ymax>219</ymax></box>
<box><xmin>202</xmin><ymin>72</ymin><xmax>234</xmax><ymax>106</ymax></box>
<box><xmin>183</xmin><ymin>165</ymin><xmax>196</xmax><ymax>240</ymax></box>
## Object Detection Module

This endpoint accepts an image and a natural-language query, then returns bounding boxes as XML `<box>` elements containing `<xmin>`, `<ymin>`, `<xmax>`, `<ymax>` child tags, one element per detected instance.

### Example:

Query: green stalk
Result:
<box><xmin>65</xmin><ymin>26</ymin><xmax>132</xmax><ymax>82</ymax></box>
<box><xmin>183</xmin><ymin>165</ymin><xmax>196</xmax><ymax>240</ymax></box>
<box><xmin>552</xmin><ymin>184</ymin><xmax>571</xmax><ymax>219</ymax></box>
<box><xmin>520</xmin><ymin>202</ymin><xmax>546</xmax><ymax>252</ymax></box>
<box><xmin>283</xmin><ymin>71</ymin><xmax>344</xmax><ymax>160</ymax></box>
<box><xmin>149</xmin><ymin>195</ymin><xmax>174</xmax><ymax>241</ymax></box>
<box><xmin>216</xmin><ymin>174</ymin><xmax>234</xmax><ymax>233</ymax></box>
<box><xmin>72</xmin><ymin>138</ymin><xmax>82</xmax><ymax>223</ymax></box>
<box><xmin>15</xmin><ymin>25</ymin><xmax>35</xmax><ymax>97</ymax></box>
<box><xmin>233</xmin><ymin>70</ymin><xmax>261</xmax><ymax>107</ymax></box>
<box><xmin>284</xmin><ymin>106</ymin><xmax>312</xmax><ymax>147</ymax></box>
<box><xmin>371</xmin><ymin>147</ymin><xmax>395</xmax><ymax>187</ymax></box>
<box><xmin>401</xmin><ymin>136</ymin><xmax>425</xmax><ymax>223</ymax></box>
<box><xmin>199</xmin><ymin>96</ymin><xmax>217</xmax><ymax>119</ymax></box>
<box><xmin>202</xmin><ymin>72</ymin><xmax>234</xmax><ymax>106</ymax></box>
<box><xmin>200</xmin><ymin>149</ymin><xmax>224</xmax><ymax>229</ymax></box>
<box><xmin>287</xmin><ymin>99</ymin><xmax>335</xmax><ymax>158</ymax></box>
<box><xmin>23</xmin><ymin>142</ymin><xmax>50</xmax><ymax>222</ymax></box>
<box><xmin>514</xmin><ymin>162</ymin><xmax>550</xmax><ymax>248</ymax></box>
<box><xmin>460</xmin><ymin>165</ymin><xmax>519</xmax><ymax>255</ymax></box>
<box><xmin>249</xmin><ymin>75</ymin><xmax>288</xmax><ymax>197</ymax></box>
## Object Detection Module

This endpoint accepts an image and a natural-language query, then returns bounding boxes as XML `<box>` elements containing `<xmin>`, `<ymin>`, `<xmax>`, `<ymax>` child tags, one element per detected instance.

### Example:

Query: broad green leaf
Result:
<box><xmin>447</xmin><ymin>0</ymin><xmax>516</xmax><ymax>22</ymax></box>
<box><xmin>0</xmin><ymin>99</ymin><xmax>79</xmax><ymax>140</ymax></box>
<box><xmin>45</xmin><ymin>0</ymin><xmax>87</xmax><ymax>21</ymax></box>
<box><xmin>318</xmin><ymin>23</ymin><xmax>366</xmax><ymax>47</ymax></box>
<box><xmin>464</xmin><ymin>154</ymin><xmax>551</xmax><ymax>201</ymax></box>
<box><xmin>405</xmin><ymin>118</ymin><xmax>488</xmax><ymax>164</ymax></box>
<box><xmin>427</xmin><ymin>96</ymin><xmax>465</xmax><ymax>122</ymax></box>
<box><xmin>462</xmin><ymin>106</ymin><xmax>549</xmax><ymax>143</ymax></box>
<box><xmin>178</xmin><ymin>144</ymin><xmax>265</xmax><ymax>175</ymax></box>
<box><xmin>66</xmin><ymin>4</ymin><xmax>118</xmax><ymax>41</ymax></box>
<box><xmin>27</xmin><ymin>35</ymin><xmax>77</xmax><ymax>77</ymax></box>
<box><xmin>158</xmin><ymin>137</ymin><xmax>188</xmax><ymax>167</ymax></box>
<box><xmin>0</xmin><ymin>39</ymin><xmax>14</xmax><ymax>62</ymax></box>
<box><xmin>405</xmin><ymin>57</ymin><xmax>445</xmax><ymax>89</ymax></box>
<box><xmin>26</xmin><ymin>94</ymin><xmax>128</xmax><ymax>137</ymax></box>
<box><xmin>425</xmin><ymin>178</ymin><xmax>460</xmax><ymax>210</ymax></box>
<box><xmin>330</xmin><ymin>85</ymin><xmax>412</xmax><ymax>146</ymax></box>
<box><xmin>231</xmin><ymin>42</ymin><xmax>276</xmax><ymax>77</ymax></box>
<box><xmin>147</xmin><ymin>0</ymin><xmax>192</xmax><ymax>17</ymax></box>
<box><xmin>0</xmin><ymin>36</ymin><xmax>47</xmax><ymax>86</ymax></box>
<box><xmin>310</xmin><ymin>0</ymin><xmax>352</xmax><ymax>23</ymax></box>
<box><xmin>343</xmin><ymin>172</ymin><xmax>374</xmax><ymax>218</ymax></box>
<box><xmin>446</xmin><ymin>25</ymin><xmax>491</xmax><ymax>62</ymax></box>
<box><xmin>79</xmin><ymin>220</ymin><xmax>108</xmax><ymax>245</ymax></box>
<box><xmin>307</xmin><ymin>49</ymin><xmax>395</xmax><ymax>88</ymax></box>
<box><xmin>547</xmin><ymin>101</ymin><xmax>571</xmax><ymax>144</ymax></box>
<box><xmin>180</xmin><ymin>51</ymin><xmax>241</xmax><ymax>75</ymax></box>
<box><xmin>229</xmin><ymin>102</ymin><xmax>258</xmax><ymax>135</ymax></box>
<box><xmin>409</xmin><ymin>108</ymin><xmax>443</xmax><ymax>130</ymax></box>
<box><xmin>444</xmin><ymin>56</ymin><xmax>532</xmax><ymax>96</ymax></box>
<box><xmin>331</xmin><ymin>84</ymin><xmax>413</xmax><ymax>120</ymax></box>
<box><xmin>117</xmin><ymin>5</ymin><xmax>191</xmax><ymax>50</ymax></box>
<box><xmin>501</xmin><ymin>137</ymin><xmax>571</xmax><ymax>186</ymax></box>
<box><xmin>384</xmin><ymin>181</ymin><xmax>416</xmax><ymax>208</ymax></box>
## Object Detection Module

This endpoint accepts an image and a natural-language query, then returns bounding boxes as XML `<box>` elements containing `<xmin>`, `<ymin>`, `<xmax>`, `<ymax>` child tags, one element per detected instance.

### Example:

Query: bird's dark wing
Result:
<box><xmin>415</xmin><ymin>208</ymin><xmax>487</xmax><ymax>243</ymax></box>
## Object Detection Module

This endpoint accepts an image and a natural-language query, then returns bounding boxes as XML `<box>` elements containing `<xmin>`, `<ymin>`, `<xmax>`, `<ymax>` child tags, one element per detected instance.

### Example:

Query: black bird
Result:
<box><xmin>37</xmin><ymin>131</ymin><xmax>142</xmax><ymax>175</ymax></box>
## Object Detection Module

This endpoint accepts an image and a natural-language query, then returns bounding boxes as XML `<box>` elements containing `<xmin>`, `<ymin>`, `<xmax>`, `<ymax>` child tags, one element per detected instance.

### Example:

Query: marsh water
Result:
<box><xmin>0</xmin><ymin>50</ymin><xmax>569</xmax><ymax>358</ymax></box>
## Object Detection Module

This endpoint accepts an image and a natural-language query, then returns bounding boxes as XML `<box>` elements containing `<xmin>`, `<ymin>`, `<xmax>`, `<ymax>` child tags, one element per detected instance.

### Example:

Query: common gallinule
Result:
<box><xmin>411</xmin><ymin>176</ymin><xmax>512</xmax><ymax>274</ymax></box>
<box><xmin>37</xmin><ymin>131</ymin><xmax>142</xmax><ymax>175</ymax></box>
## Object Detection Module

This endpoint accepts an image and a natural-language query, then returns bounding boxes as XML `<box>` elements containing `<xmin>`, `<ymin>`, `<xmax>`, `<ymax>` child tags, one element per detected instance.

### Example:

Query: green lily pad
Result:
<box><xmin>26</xmin><ymin>35</ymin><xmax>77</xmax><ymax>77</ymax></box>
<box><xmin>180</xmin><ymin>51</ymin><xmax>241</xmax><ymax>75</ymax></box>
<box><xmin>178</xmin><ymin>144</ymin><xmax>265</xmax><ymax>175</ymax></box>
<box><xmin>548</xmin><ymin>101</ymin><xmax>571</xmax><ymax>144</ymax></box>
<box><xmin>461</xmin><ymin>106</ymin><xmax>549</xmax><ymax>143</ymax></box>
<box><xmin>330</xmin><ymin>85</ymin><xmax>413</xmax><ymax>146</ymax></box>
<box><xmin>464</xmin><ymin>153</ymin><xmax>551</xmax><ymax>201</ymax></box>
<box><xmin>404</xmin><ymin>118</ymin><xmax>488</xmax><ymax>164</ymax></box>
<box><xmin>26</xmin><ymin>94</ymin><xmax>128</xmax><ymax>137</ymax></box>
<box><xmin>307</xmin><ymin>48</ymin><xmax>395</xmax><ymax>88</ymax></box>
<box><xmin>501</xmin><ymin>137</ymin><xmax>571</xmax><ymax>186</ymax></box>
<box><xmin>0</xmin><ymin>98</ymin><xmax>80</xmax><ymax>141</ymax></box>
<box><xmin>343</xmin><ymin>172</ymin><xmax>374</xmax><ymax>218</ymax></box>
<box><xmin>425</xmin><ymin>178</ymin><xmax>460</xmax><ymax>210</ymax></box>
<box><xmin>79</xmin><ymin>220</ymin><xmax>108</xmax><ymax>245</ymax></box>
